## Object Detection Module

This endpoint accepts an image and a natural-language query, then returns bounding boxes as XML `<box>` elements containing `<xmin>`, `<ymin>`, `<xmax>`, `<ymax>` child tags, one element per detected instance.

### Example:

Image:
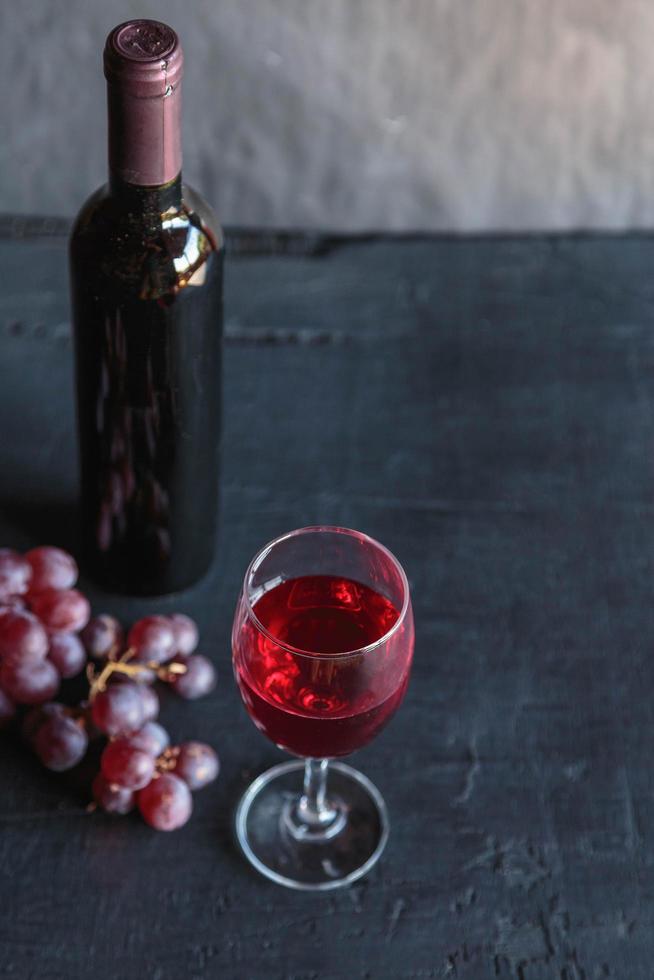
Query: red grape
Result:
<box><xmin>170</xmin><ymin>654</ymin><xmax>216</xmax><ymax>700</ymax></box>
<box><xmin>22</xmin><ymin>702</ymin><xmax>68</xmax><ymax>743</ymax></box>
<box><xmin>92</xmin><ymin>773</ymin><xmax>135</xmax><ymax>814</ymax></box>
<box><xmin>127</xmin><ymin>615</ymin><xmax>175</xmax><ymax>664</ymax></box>
<box><xmin>25</xmin><ymin>546</ymin><xmax>77</xmax><ymax>593</ymax></box>
<box><xmin>172</xmin><ymin>741</ymin><xmax>219</xmax><ymax>791</ymax></box>
<box><xmin>81</xmin><ymin>614</ymin><xmax>123</xmax><ymax>661</ymax></box>
<box><xmin>30</xmin><ymin>589</ymin><xmax>91</xmax><ymax>633</ymax></box>
<box><xmin>0</xmin><ymin>610</ymin><xmax>49</xmax><ymax>665</ymax></box>
<box><xmin>169</xmin><ymin>613</ymin><xmax>199</xmax><ymax>657</ymax></box>
<box><xmin>48</xmin><ymin>633</ymin><xmax>86</xmax><ymax>678</ymax></box>
<box><xmin>0</xmin><ymin>686</ymin><xmax>16</xmax><ymax>729</ymax></box>
<box><xmin>80</xmin><ymin>702</ymin><xmax>104</xmax><ymax>740</ymax></box>
<box><xmin>33</xmin><ymin>712</ymin><xmax>88</xmax><ymax>771</ymax></box>
<box><xmin>138</xmin><ymin>685</ymin><xmax>160</xmax><ymax>726</ymax></box>
<box><xmin>91</xmin><ymin>681</ymin><xmax>144</xmax><ymax>736</ymax></box>
<box><xmin>128</xmin><ymin>722</ymin><xmax>169</xmax><ymax>757</ymax></box>
<box><xmin>138</xmin><ymin>773</ymin><xmax>193</xmax><ymax>831</ymax></box>
<box><xmin>0</xmin><ymin>549</ymin><xmax>32</xmax><ymax>598</ymax></box>
<box><xmin>101</xmin><ymin>737</ymin><xmax>156</xmax><ymax>790</ymax></box>
<box><xmin>0</xmin><ymin>658</ymin><xmax>59</xmax><ymax>704</ymax></box>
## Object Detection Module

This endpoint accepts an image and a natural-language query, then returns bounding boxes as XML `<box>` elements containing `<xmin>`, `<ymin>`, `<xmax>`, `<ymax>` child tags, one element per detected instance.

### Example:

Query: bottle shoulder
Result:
<box><xmin>70</xmin><ymin>182</ymin><xmax>223</xmax><ymax>298</ymax></box>
<box><xmin>71</xmin><ymin>182</ymin><xmax>223</xmax><ymax>248</ymax></box>
<box><xmin>70</xmin><ymin>184</ymin><xmax>112</xmax><ymax>239</ymax></box>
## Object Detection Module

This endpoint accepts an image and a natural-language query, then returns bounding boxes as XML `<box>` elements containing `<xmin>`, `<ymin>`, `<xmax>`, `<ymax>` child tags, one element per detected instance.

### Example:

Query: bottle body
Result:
<box><xmin>70</xmin><ymin>178</ymin><xmax>223</xmax><ymax>594</ymax></box>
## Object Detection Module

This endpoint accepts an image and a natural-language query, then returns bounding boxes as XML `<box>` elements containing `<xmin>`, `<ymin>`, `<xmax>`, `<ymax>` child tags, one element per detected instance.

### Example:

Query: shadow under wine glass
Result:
<box><xmin>231</xmin><ymin>525</ymin><xmax>414</xmax><ymax>890</ymax></box>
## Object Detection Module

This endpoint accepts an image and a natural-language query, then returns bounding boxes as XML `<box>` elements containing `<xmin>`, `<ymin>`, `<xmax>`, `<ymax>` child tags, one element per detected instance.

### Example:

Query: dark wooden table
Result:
<box><xmin>1</xmin><ymin>220</ymin><xmax>652</xmax><ymax>979</ymax></box>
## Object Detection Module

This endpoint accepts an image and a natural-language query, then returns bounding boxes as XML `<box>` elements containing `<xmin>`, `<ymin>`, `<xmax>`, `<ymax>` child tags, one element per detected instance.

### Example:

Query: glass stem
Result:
<box><xmin>297</xmin><ymin>758</ymin><xmax>337</xmax><ymax>829</ymax></box>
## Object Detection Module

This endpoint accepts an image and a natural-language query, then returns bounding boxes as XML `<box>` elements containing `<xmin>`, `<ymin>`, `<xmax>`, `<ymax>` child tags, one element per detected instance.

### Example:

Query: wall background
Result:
<box><xmin>2</xmin><ymin>0</ymin><xmax>653</xmax><ymax>231</ymax></box>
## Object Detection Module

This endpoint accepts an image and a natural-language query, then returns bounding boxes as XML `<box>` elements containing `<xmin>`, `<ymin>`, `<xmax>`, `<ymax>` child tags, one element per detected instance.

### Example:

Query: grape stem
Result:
<box><xmin>86</xmin><ymin>647</ymin><xmax>187</xmax><ymax>700</ymax></box>
<box><xmin>154</xmin><ymin>746</ymin><xmax>180</xmax><ymax>775</ymax></box>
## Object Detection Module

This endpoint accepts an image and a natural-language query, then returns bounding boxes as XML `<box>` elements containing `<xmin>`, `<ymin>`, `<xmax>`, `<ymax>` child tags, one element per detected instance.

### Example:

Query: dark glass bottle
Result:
<box><xmin>69</xmin><ymin>20</ymin><xmax>223</xmax><ymax>595</ymax></box>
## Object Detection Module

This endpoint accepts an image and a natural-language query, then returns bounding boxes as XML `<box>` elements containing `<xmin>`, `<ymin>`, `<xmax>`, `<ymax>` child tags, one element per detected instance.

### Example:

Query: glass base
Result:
<box><xmin>235</xmin><ymin>760</ymin><xmax>389</xmax><ymax>891</ymax></box>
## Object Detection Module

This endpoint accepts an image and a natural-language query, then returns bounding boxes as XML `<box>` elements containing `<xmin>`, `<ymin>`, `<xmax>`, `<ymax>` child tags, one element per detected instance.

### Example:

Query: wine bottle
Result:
<box><xmin>69</xmin><ymin>20</ymin><xmax>223</xmax><ymax>595</ymax></box>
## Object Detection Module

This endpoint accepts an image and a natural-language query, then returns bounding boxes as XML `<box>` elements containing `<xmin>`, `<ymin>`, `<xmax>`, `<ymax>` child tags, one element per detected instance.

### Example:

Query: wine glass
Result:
<box><xmin>232</xmin><ymin>525</ymin><xmax>414</xmax><ymax>890</ymax></box>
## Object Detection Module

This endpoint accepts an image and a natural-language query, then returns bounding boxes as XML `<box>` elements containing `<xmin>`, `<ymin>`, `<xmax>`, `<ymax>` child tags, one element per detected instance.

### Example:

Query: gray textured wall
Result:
<box><xmin>2</xmin><ymin>1</ymin><xmax>653</xmax><ymax>231</ymax></box>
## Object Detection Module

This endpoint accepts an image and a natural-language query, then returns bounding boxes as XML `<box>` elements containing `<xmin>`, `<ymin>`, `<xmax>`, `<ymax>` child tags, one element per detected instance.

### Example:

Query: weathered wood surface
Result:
<box><xmin>1</xmin><ymin>222</ymin><xmax>653</xmax><ymax>978</ymax></box>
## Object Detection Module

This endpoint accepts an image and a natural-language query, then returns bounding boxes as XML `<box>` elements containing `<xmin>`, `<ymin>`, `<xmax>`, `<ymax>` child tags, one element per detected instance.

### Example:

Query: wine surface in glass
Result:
<box><xmin>234</xmin><ymin>575</ymin><xmax>409</xmax><ymax>757</ymax></box>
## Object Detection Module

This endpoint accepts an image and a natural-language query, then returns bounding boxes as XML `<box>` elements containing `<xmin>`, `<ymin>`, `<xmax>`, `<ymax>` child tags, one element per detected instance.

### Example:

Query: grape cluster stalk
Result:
<box><xmin>0</xmin><ymin>546</ymin><xmax>219</xmax><ymax>830</ymax></box>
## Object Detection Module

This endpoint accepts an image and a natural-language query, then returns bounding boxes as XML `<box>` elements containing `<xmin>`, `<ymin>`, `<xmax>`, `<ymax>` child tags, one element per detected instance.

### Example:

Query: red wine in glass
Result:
<box><xmin>232</xmin><ymin>525</ymin><xmax>414</xmax><ymax>891</ymax></box>
<box><xmin>233</xmin><ymin>574</ymin><xmax>411</xmax><ymax>758</ymax></box>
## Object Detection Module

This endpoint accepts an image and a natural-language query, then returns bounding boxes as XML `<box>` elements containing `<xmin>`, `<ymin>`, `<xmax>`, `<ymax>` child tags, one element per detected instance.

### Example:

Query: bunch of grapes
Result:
<box><xmin>83</xmin><ymin>610</ymin><xmax>216</xmax><ymax>701</ymax></box>
<box><xmin>0</xmin><ymin>546</ymin><xmax>219</xmax><ymax>831</ymax></box>
<box><xmin>0</xmin><ymin>546</ymin><xmax>90</xmax><ymax>720</ymax></box>
<box><xmin>95</xmin><ymin>736</ymin><xmax>219</xmax><ymax>830</ymax></box>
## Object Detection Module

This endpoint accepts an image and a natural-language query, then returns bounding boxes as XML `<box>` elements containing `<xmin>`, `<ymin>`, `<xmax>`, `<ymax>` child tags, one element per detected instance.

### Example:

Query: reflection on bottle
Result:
<box><xmin>91</xmin><ymin>307</ymin><xmax>176</xmax><ymax>573</ymax></box>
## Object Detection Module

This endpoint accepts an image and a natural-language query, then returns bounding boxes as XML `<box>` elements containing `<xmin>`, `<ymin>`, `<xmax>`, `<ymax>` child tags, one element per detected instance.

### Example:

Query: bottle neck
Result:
<box><xmin>106</xmin><ymin>80</ymin><xmax>182</xmax><ymax>188</ymax></box>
